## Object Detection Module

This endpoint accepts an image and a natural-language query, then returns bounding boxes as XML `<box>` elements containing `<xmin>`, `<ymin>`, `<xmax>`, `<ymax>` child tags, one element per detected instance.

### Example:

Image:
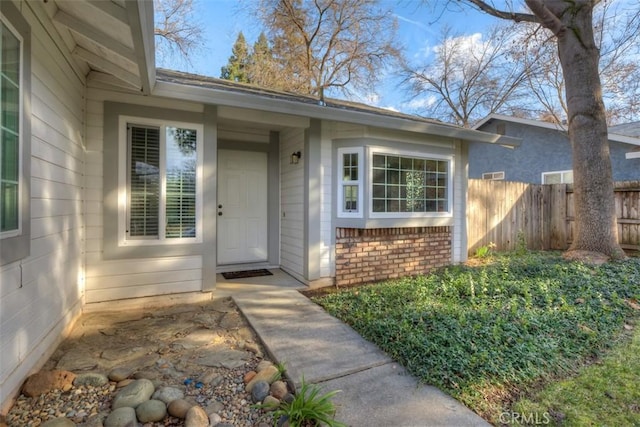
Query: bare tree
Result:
<box><xmin>512</xmin><ymin>2</ymin><xmax>640</xmax><ymax>125</ymax></box>
<box><xmin>154</xmin><ymin>0</ymin><xmax>205</xmax><ymax>65</ymax></box>
<box><xmin>449</xmin><ymin>0</ymin><xmax>626</xmax><ymax>259</ymax></box>
<box><xmin>254</xmin><ymin>0</ymin><xmax>401</xmax><ymax>97</ymax></box>
<box><xmin>404</xmin><ymin>24</ymin><xmax>531</xmax><ymax>127</ymax></box>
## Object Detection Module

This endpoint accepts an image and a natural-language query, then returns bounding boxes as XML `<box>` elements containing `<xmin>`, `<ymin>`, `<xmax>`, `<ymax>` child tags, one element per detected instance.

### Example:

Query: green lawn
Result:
<box><xmin>311</xmin><ymin>252</ymin><xmax>640</xmax><ymax>424</ymax></box>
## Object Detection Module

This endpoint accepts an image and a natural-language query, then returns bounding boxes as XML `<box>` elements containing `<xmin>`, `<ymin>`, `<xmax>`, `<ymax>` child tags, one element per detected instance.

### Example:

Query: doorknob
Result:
<box><xmin>218</xmin><ymin>212</ymin><xmax>222</xmax><ymax>216</ymax></box>
<box><xmin>218</xmin><ymin>204</ymin><xmax>223</xmax><ymax>209</ymax></box>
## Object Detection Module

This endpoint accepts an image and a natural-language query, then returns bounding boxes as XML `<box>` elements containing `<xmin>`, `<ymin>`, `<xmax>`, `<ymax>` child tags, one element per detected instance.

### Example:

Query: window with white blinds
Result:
<box><xmin>124</xmin><ymin>119</ymin><xmax>202</xmax><ymax>244</ymax></box>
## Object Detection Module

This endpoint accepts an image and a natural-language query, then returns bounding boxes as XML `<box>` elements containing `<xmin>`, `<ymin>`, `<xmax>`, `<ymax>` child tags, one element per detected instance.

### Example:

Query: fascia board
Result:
<box><xmin>126</xmin><ymin>0</ymin><xmax>155</xmax><ymax>94</ymax></box>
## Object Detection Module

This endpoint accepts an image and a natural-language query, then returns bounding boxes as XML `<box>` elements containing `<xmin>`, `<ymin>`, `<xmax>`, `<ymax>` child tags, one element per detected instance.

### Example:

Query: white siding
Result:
<box><xmin>319</xmin><ymin>122</ymin><xmax>333</xmax><ymax>278</ymax></box>
<box><xmin>453</xmin><ymin>140</ymin><xmax>467</xmax><ymax>263</ymax></box>
<box><xmin>280</xmin><ymin>128</ymin><xmax>305</xmax><ymax>278</ymax></box>
<box><xmin>0</xmin><ymin>2</ymin><xmax>85</xmax><ymax>409</ymax></box>
<box><xmin>83</xmin><ymin>88</ymin><xmax>204</xmax><ymax>303</ymax></box>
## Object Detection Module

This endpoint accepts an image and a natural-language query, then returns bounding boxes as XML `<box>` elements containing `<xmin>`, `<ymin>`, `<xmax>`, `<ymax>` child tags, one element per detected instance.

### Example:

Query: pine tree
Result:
<box><xmin>247</xmin><ymin>32</ymin><xmax>279</xmax><ymax>89</ymax></box>
<box><xmin>220</xmin><ymin>32</ymin><xmax>250</xmax><ymax>83</ymax></box>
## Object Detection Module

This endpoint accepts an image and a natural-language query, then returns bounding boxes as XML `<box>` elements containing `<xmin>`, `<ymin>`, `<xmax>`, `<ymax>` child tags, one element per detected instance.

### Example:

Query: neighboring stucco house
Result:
<box><xmin>0</xmin><ymin>0</ymin><xmax>518</xmax><ymax>410</ymax></box>
<box><xmin>470</xmin><ymin>114</ymin><xmax>640</xmax><ymax>183</ymax></box>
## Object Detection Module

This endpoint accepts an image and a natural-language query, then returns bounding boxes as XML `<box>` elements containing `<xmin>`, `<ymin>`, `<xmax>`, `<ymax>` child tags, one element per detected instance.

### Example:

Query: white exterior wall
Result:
<box><xmin>319</xmin><ymin>122</ymin><xmax>333</xmax><ymax>278</ymax></box>
<box><xmin>0</xmin><ymin>1</ymin><xmax>85</xmax><ymax>409</ymax></box>
<box><xmin>279</xmin><ymin>127</ymin><xmax>305</xmax><ymax>279</ymax></box>
<box><xmin>83</xmin><ymin>88</ymin><xmax>205</xmax><ymax>304</ymax></box>
<box><xmin>452</xmin><ymin>140</ymin><xmax>466</xmax><ymax>263</ymax></box>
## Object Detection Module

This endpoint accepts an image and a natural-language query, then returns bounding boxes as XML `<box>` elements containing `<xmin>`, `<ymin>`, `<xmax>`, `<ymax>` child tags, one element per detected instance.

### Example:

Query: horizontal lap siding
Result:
<box><xmin>320</xmin><ymin>124</ymin><xmax>333</xmax><ymax>278</ymax></box>
<box><xmin>84</xmin><ymin>89</ymin><xmax>204</xmax><ymax>304</ymax></box>
<box><xmin>280</xmin><ymin>128</ymin><xmax>305</xmax><ymax>278</ymax></box>
<box><xmin>0</xmin><ymin>2</ymin><xmax>85</xmax><ymax>408</ymax></box>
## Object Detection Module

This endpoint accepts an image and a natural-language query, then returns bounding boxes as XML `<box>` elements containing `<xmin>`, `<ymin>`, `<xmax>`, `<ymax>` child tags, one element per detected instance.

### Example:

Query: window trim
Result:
<box><xmin>368</xmin><ymin>147</ymin><xmax>454</xmax><ymax>219</ymax></box>
<box><xmin>118</xmin><ymin>116</ymin><xmax>203</xmax><ymax>247</ymax></box>
<box><xmin>542</xmin><ymin>169</ymin><xmax>573</xmax><ymax>184</ymax></box>
<box><xmin>337</xmin><ymin>147</ymin><xmax>363</xmax><ymax>218</ymax></box>
<box><xmin>1</xmin><ymin>2</ymin><xmax>31</xmax><ymax>267</ymax></box>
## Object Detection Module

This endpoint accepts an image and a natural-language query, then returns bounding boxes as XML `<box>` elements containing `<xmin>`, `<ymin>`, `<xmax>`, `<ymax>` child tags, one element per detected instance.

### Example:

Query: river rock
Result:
<box><xmin>104</xmin><ymin>407</ymin><xmax>137</xmax><ymax>427</ymax></box>
<box><xmin>185</xmin><ymin>405</ymin><xmax>209</xmax><ymax>427</ymax></box>
<box><xmin>246</xmin><ymin>365</ymin><xmax>279</xmax><ymax>392</ymax></box>
<box><xmin>74</xmin><ymin>372</ymin><xmax>109</xmax><ymax>387</ymax></box>
<box><xmin>108</xmin><ymin>366</ymin><xmax>135</xmax><ymax>382</ymax></box>
<box><xmin>111</xmin><ymin>378</ymin><xmax>155</xmax><ymax>409</ymax></box>
<box><xmin>168</xmin><ymin>398</ymin><xmax>193</xmax><ymax>419</ymax></box>
<box><xmin>152</xmin><ymin>386</ymin><xmax>184</xmax><ymax>404</ymax></box>
<box><xmin>251</xmin><ymin>380</ymin><xmax>270</xmax><ymax>403</ymax></box>
<box><xmin>41</xmin><ymin>417</ymin><xmax>75</xmax><ymax>427</ymax></box>
<box><xmin>136</xmin><ymin>399</ymin><xmax>167</xmax><ymax>422</ymax></box>
<box><xmin>262</xmin><ymin>395</ymin><xmax>280</xmax><ymax>411</ymax></box>
<box><xmin>270</xmin><ymin>381</ymin><xmax>288</xmax><ymax>399</ymax></box>
<box><xmin>22</xmin><ymin>370</ymin><xmax>76</xmax><ymax>397</ymax></box>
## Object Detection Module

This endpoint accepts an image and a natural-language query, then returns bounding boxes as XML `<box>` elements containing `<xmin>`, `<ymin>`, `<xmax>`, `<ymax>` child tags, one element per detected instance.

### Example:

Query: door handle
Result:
<box><xmin>218</xmin><ymin>204</ymin><xmax>223</xmax><ymax>209</ymax></box>
<box><xmin>218</xmin><ymin>212</ymin><xmax>222</xmax><ymax>216</ymax></box>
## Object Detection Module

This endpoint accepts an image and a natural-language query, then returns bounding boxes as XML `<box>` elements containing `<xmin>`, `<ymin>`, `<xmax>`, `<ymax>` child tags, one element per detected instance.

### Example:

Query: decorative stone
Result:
<box><xmin>270</xmin><ymin>380</ymin><xmax>288</xmax><ymax>399</ymax></box>
<box><xmin>251</xmin><ymin>380</ymin><xmax>270</xmax><ymax>403</ymax></box>
<box><xmin>136</xmin><ymin>399</ymin><xmax>167</xmax><ymax>422</ymax></box>
<box><xmin>185</xmin><ymin>405</ymin><xmax>209</xmax><ymax>427</ymax></box>
<box><xmin>41</xmin><ymin>417</ymin><xmax>75</xmax><ymax>427</ymax></box>
<box><xmin>197</xmin><ymin>370</ymin><xmax>218</xmax><ymax>385</ymax></box>
<box><xmin>168</xmin><ymin>398</ymin><xmax>193</xmax><ymax>419</ymax></box>
<box><xmin>108</xmin><ymin>367</ymin><xmax>135</xmax><ymax>382</ymax></box>
<box><xmin>116</xmin><ymin>379</ymin><xmax>134</xmax><ymax>388</ymax></box>
<box><xmin>104</xmin><ymin>407</ymin><xmax>137</xmax><ymax>427</ymax></box>
<box><xmin>256</xmin><ymin>361</ymin><xmax>274</xmax><ymax>372</ymax></box>
<box><xmin>262</xmin><ymin>395</ymin><xmax>280</xmax><ymax>411</ymax></box>
<box><xmin>22</xmin><ymin>370</ymin><xmax>76</xmax><ymax>397</ymax></box>
<box><xmin>111</xmin><ymin>378</ymin><xmax>155</xmax><ymax>409</ymax></box>
<box><xmin>152</xmin><ymin>386</ymin><xmax>184</xmax><ymax>404</ymax></box>
<box><xmin>283</xmin><ymin>393</ymin><xmax>295</xmax><ymax>404</ymax></box>
<box><xmin>205</xmin><ymin>400</ymin><xmax>224</xmax><ymax>414</ymax></box>
<box><xmin>243</xmin><ymin>371</ymin><xmax>257</xmax><ymax>384</ymax></box>
<box><xmin>243</xmin><ymin>341</ymin><xmax>262</xmax><ymax>356</ymax></box>
<box><xmin>208</xmin><ymin>412</ymin><xmax>223</xmax><ymax>425</ymax></box>
<box><xmin>246</xmin><ymin>365</ymin><xmax>279</xmax><ymax>392</ymax></box>
<box><xmin>195</xmin><ymin>349</ymin><xmax>250</xmax><ymax>369</ymax></box>
<box><xmin>74</xmin><ymin>372</ymin><xmax>109</xmax><ymax>387</ymax></box>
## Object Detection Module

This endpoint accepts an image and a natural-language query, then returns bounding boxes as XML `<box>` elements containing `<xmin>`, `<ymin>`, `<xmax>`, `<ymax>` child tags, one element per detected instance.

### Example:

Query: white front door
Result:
<box><xmin>217</xmin><ymin>150</ymin><xmax>268</xmax><ymax>264</ymax></box>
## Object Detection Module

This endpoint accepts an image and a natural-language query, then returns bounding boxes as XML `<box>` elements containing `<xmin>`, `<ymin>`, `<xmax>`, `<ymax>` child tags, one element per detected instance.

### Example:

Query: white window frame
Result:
<box><xmin>118</xmin><ymin>116</ymin><xmax>203</xmax><ymax>246</ymax></box>
<box><xmin>368</xmin><ymin>147</ymin><xmax>454</xmax><ymax>219</ymax></box>
<box><xmin>337</xmin><ymin>147</ymin><xmax>364</xmax><ymax>218</ymax></box>
<box><xmin>0</xmin><ymin>14</ymin><xmax>23</xmax><ymax>239</ymax></box>
<box><xmin>542</xmin><ymin>169</ymin><xmax>573</xmax><ymax>184</ymax></box>
<box><xmin>482</xmin><ymin>171</ymin><xmax>505</xmax><ymax>181</ymax></box>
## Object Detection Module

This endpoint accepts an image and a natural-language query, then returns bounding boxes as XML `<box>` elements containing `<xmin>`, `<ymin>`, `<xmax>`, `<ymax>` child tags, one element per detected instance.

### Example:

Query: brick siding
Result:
<box><xmin>335</xmin><ymin>227</ymin><xmax>452</xmax><ymax>286</ymax></box>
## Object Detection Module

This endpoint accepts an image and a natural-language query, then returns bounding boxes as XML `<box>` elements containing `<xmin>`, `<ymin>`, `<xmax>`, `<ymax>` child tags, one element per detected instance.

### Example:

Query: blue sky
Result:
<box><xmin>157</xmin><ymin>0</ymin><xmax>498</xmax><ymax>113</ymax></box>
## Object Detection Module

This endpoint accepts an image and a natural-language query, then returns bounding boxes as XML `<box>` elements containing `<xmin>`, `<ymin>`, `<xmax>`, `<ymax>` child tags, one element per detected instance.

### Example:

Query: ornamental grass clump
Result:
<box><xmin>272</xmin><ymin>377</ymin><xmax>345</xmax><ymax>427</ymax></box>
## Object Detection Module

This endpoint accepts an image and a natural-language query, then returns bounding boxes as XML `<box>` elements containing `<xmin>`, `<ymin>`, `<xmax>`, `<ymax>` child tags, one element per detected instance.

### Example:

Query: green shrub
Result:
<box><xmin>271</xmin><ymin>378</ymin><xmax>344</xmax><ymax>427</ymax></box>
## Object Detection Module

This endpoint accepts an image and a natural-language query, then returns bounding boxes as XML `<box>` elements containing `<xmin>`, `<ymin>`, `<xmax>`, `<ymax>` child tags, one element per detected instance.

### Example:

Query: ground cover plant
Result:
<box><xmin>311</xmin><ymin>252</ymin><xmax>640</xmax><ymax>424</ymax></box>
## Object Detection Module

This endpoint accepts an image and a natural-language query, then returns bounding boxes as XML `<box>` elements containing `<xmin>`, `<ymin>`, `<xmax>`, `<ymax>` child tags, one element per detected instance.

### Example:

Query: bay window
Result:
<box><xmin>370</xmin><ymin>151</ymin><xmax>452</xmax><ymax>217</ymax></box>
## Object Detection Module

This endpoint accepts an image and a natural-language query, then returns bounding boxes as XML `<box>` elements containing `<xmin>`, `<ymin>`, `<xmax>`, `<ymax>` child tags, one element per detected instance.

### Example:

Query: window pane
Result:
<box><xmin>0</xmin><ymin>181</ymin><xmax>18</xmax><ymax>232</ymax></box>
<box><xmin>543</xmin><ymin>173</ymin><xmax>561</xmax><ymax>184</ymax></box>
<box><xmin>372</xmin><ymin>154</ymin><xmax>386</xmax><ymax>168</ymax></box>
<box><xmin>1</xmin><ymin>77</ymin><xmax>19</xmax><ymax>132</ymax></box>
<box><xmin>0</xmin><ymin>22</ymin><xmax>20</xmax><ymax>234</ymax></box>
<box><xmin>2</xmin><ymin>23</ymin><xmax>20</xmax><ymax>83</ymax></box>
<box><xmin>165</xmin><ymin>127</ymin><xmax>197</xmax><ymax>238</ymax></box>
<box><xmin>128</xmin><ymin>126</ymin><xmax>160</xmax><ymax>238</ymax></box>
<box><xmin>343</xmin><ymin>185</ymin><xmax>358</xmax><ymax>211</ymax></box>
<box><xmin>371</xmin><ymin>154</ymin><xmax>449</xmax><ymax>214</ymax></box>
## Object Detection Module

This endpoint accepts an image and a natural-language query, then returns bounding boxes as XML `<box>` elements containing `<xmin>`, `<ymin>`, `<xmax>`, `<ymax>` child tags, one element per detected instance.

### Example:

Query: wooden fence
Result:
<box><xmin>467</xmin><ymin>179</ymin><xmax>640</xmax><ymax>254</ymax></box>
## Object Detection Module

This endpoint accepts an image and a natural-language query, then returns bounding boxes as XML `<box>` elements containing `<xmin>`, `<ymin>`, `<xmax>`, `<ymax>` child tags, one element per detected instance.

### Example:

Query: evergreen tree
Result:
<box><xmin>220</xmin><ymin>32</ymin><xmax>250</xmax><ymax>83</ymax></box>
<box><xmin>247</xmin><ymin>32</ymin><xmax>279</xmax><ymax>89</ymax></box>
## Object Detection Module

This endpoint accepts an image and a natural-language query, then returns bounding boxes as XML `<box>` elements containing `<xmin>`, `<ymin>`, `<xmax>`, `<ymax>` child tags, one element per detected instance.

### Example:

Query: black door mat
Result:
<box><xmin>222</xmin><ymin>269</ymin><xmax>274</xmax><ymax>280</ymax></box>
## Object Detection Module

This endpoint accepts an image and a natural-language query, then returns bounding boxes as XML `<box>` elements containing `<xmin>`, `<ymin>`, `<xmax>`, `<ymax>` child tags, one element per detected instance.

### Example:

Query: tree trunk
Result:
<box><xmin>555</xmin><ymin>3</ymin><xmax>625</xmax><ymax>258</ymax></box>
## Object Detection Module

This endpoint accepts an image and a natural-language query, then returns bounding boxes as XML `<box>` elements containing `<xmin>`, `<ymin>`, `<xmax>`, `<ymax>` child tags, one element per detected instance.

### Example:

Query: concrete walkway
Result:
<box><xmin>217</xmin><ymin>271</ymin><xmax>490</xmax><ymax>427</ymax></box>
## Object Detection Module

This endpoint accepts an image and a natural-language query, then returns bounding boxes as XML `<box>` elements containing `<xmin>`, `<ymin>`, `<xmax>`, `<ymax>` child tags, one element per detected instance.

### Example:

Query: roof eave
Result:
<box><xmin>152</xmin><ymin>80</ymin><xmax>520</xmax><ymax>146</ymax></box>
<box><xmin>125</xmin><ymin>0</ymin><xmax>156</xmax><ymax>94</ymax></box>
